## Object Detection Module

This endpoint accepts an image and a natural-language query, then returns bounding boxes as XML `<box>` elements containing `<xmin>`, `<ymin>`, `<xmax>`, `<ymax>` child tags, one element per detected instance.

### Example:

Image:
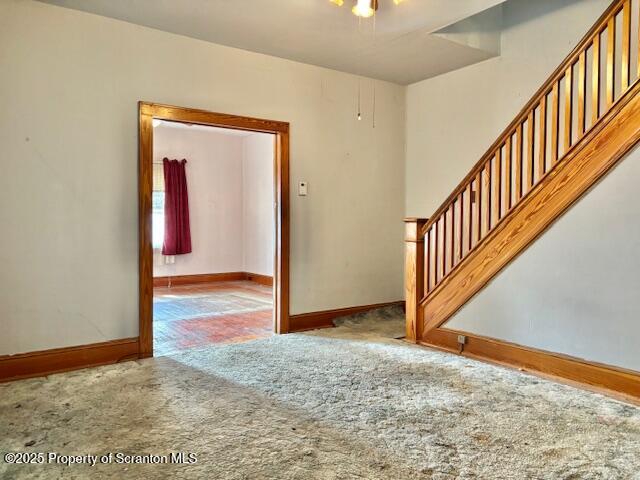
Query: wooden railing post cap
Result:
<box><xmin>404</xmin><ymin>217</ymin><xmax>428</xmax><ymax>243</ymax></box>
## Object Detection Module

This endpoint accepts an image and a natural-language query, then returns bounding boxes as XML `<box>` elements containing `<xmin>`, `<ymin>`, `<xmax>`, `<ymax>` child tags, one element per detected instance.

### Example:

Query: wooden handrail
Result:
<box><xmin>421</xmin><ymin>0</ymin><xmax>625</xmax><ymax>239</ymax></box>
<box><xmin>418</xmin><ymin>0</ymin><xmax>636</xmax><ymax>300</ymax></box>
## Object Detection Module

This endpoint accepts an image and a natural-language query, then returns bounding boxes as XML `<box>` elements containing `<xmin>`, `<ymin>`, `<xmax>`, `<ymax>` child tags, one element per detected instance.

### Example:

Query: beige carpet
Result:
<box><xmin>1</xmin><ymin>306</ymin><xmax>639</xmax><ymax>479</ymax></box>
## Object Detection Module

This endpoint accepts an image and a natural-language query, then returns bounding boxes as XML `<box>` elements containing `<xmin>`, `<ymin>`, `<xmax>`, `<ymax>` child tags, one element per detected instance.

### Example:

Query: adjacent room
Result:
<box><xmin>1</xmin><ymin>0</ymin><xmax>639</xmax><ymax>478</ymax></box>
<box><xmin>151</xmin><ymin>120</ymin><xmax>276</xmax><ymax>356</ymax></box>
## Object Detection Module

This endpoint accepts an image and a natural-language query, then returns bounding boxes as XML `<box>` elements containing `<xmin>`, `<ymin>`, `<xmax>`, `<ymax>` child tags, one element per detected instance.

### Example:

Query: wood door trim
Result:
<box><xmin>139</xmin><ymin>102</ymin><xmax>290</xmax><ymax>357</ymax></box>
<box><xmin>422</xmin><ymin>328</ymin><xmax>640</xmax><ymax>403</ymax></box>
<box><xmin>139</xmin><ymin>103</ymin><xmax>289</xmax><ymax>134</ymax></box>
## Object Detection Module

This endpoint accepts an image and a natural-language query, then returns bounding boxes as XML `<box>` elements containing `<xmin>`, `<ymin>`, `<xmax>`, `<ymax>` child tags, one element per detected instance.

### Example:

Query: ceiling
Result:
<box><xmin>40</xmin><ymin>0</ymin><xmax>508</xmax><ymax>85</ymax></box>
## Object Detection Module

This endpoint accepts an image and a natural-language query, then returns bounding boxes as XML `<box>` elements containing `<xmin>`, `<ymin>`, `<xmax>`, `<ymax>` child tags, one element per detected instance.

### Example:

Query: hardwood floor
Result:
<box><xmin>153</xmin><ymin>280</ymin><xmax>273</xmax><ymax>356</ymax></box>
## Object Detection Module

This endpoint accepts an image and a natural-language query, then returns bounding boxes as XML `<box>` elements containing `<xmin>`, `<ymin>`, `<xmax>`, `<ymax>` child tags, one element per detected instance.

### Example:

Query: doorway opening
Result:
<box><xmin>138</xmin><ymin>103</ymin><xmax>290</xmax><ymax>358</ymax></box>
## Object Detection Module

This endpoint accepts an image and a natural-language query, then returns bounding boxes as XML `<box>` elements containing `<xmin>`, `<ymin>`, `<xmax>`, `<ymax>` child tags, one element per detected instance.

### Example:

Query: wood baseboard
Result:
<box><xmin>289</xmin><ymin>301</ymin><xmax>405</xmax><ymax>333</ymax></box>
<box><xmin>422</xmin><ymin>328</ymin><xmax>640</xmax><ymax>402</ymax></box>
<box><xmin>153</xmin><ymin>272</ymin><xmax>274</xmax><ymax>288</ymax></box>
<box><xmin>0</xmin><ymin>338</ymin><xmax>140</xmax><ymax>383</ymax></box>
<box><xmin>153</xmin><ymin>272</ymin><xmax>245</xmax><ymax>287</ymax></box>
<box><xmin>244</xmin><ymin>272</ymin><xmax>274</xmax><ymax>287</ymax></box>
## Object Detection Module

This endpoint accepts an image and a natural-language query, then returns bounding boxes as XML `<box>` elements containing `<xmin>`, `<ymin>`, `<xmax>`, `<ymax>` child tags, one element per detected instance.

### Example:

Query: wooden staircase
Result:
<box><xmin>405</xmin><ymin>0</ymin><xmax>640</xmax><ymax>400</ymax></box>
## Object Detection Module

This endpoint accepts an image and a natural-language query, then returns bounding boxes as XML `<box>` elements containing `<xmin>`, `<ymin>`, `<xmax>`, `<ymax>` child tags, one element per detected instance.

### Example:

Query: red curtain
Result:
<box><xmin>162</xmin><ymin>158</ymin><xmax>192</xmax><ymax>255</ymax></box>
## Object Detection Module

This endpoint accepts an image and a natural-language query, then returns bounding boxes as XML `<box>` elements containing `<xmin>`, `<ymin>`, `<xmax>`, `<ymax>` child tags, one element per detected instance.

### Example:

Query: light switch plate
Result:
<box><xmin>298</xmin><ymin>181</ymin><xmax>308</xmax><ymax>196</ymax></box>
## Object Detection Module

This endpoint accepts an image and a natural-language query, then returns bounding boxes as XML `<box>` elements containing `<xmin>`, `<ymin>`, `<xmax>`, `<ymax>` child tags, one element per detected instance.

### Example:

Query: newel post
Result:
<box><xmin>404</xmin><ymin>217</ymin><xmax>428</xmax><ymax>343</ymax></box>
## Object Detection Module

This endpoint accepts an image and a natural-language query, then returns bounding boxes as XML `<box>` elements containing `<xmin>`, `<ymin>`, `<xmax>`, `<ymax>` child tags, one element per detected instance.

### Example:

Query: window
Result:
<box><xmin>152</xmin><ymin>163</ymin><xmax>165</xmax><ymax>249</ymax></box>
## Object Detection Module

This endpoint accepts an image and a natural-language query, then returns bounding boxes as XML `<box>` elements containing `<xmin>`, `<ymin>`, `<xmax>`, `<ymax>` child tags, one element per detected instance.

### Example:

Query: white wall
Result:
<box><xmin>0</xmin><ymin>0</ymin><xmax>405</xmax><ymax>355</ymax></box>
<box><xmin>447</xmin><ymin>147</ymin><xmax>640</xmax><ymax>372</ymax></box>
<box><xmin>242</xmin><ymin>134</ymin><xmax>275</xmax><ymax>277</ymax></box>
<box><xmin>153</xmin><ymin>124</ymin><xmax>245</xmax><ymax>277</ymax></box>
<box><xmin>405</xmin><ymin>0</ymin><xmax>610</xmax><ymax>217</ymax></box>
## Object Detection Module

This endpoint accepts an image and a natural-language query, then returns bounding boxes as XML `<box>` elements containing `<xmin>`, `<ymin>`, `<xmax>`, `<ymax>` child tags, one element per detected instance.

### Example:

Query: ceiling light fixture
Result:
<box><xmin>352</xmin><ymin>0</ymin><xmax>377</xmax><ymax>18</ymax></box>
<box><xmin>330</xmin><ymin>0</ymin><xmax>404</xmax><ymax>18</ymax></box>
